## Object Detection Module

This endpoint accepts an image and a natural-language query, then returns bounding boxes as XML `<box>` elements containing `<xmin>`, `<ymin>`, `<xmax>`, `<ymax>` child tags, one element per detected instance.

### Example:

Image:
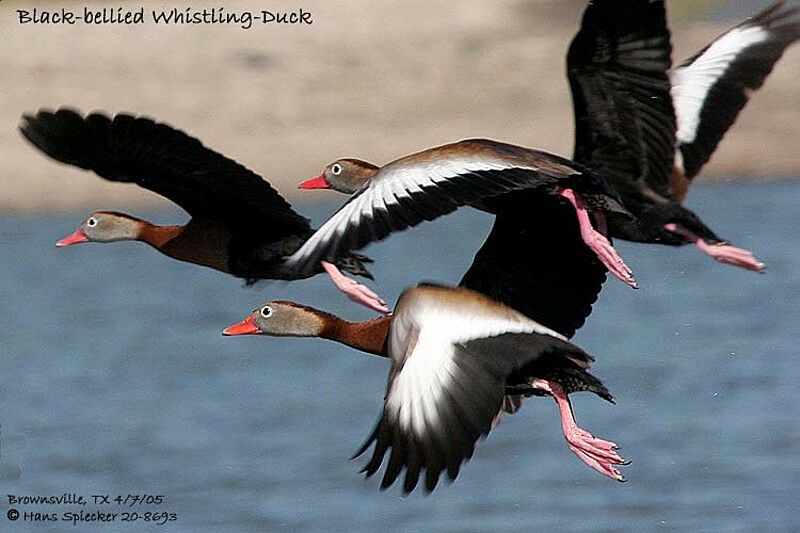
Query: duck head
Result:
<box><xmin>298</xmin><ymin>159</ymin><xmax>379</xmax><ymax>194</ymax></box>
<box><xmin>222</xmin><ymin>301</ymin><xmax>329</xmax><ymax>338</ymax></box>
<box><xmin>56</xmin><ymin>211</ymin><xmax>143</xmax><ymax>247</ymax></box>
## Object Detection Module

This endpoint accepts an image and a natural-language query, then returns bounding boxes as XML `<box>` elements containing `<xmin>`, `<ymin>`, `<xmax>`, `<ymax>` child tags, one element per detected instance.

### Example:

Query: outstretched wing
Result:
<box><xmin>354</xmin><ymin>285</ymin><xmax>593</xmax><ymax>494</ymax></box>
<box><xmin>282</xmin><ymin>139</ymin><xmax>620</xmax><ymax>277</ymax></box>
<box><xmin>459</xmin><ymin>192</ymin><xmax>607</xmax><ymax>338</ymax></box>
<box><xmin>568</xmin><ymin>0</ymin><xmax>676</xmax><ymax>201</ymax></box>
<box><xmin>20</xmin><ymin>108</ymin><xmax>310</xmax><ymax>235</ymax></box>
<box><xmin>671</xmin><ymin>0</ymin><xmax>800</xmax><ymax>194</ymax></box>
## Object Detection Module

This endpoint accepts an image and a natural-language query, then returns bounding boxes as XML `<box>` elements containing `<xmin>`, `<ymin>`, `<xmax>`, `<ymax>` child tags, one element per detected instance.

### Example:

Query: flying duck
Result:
<box><xmin>19</xmin><ymin>108</ymin><xmax>388</xmax><ymax>312</ymax></box>
<box><xmin>286</xmin><ymin>137</ymin><xmax>637</xmax><ymax>295</ymax></box>
<box><xmin>568</xmin><ymin>0</ymin><xmax>798</xmax><ymax>271</ymax></box>
<box><xmin>223</xmin><ymin>284</ymin><xmax>627</xmax><ymax>492</ymax></box>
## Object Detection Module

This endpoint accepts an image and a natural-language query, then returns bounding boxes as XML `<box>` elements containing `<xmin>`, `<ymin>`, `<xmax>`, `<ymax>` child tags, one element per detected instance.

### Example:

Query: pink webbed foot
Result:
<box><xmin>564</xmin><ymin>426</ymin><xmax>628</xmax><ymax>482</ymax></box>
<box><xmin>322</xmin><ymin>261</ymin><xmax>390</xmax><ymax>314</ymax></box>
<box><xmin>663</xmin><ymin>224</ymin><xmax>766</xmax><ymax>273</ymax></box>
<box><xmin>533</xmin><ymin>379</ymin><xmax>629</xmax><ymax>482</ymax></box>
<box><xmin>559</xmin><ymin>189</ymin><xmax>638</xmax><ymax>289</ymax></box>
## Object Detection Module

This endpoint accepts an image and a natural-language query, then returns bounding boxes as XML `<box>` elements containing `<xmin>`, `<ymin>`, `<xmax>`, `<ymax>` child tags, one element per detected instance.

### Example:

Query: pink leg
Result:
<box><xmin>663</xmin><ymin>224</ymin><xmax>765</xmax><ymax>273</ymax></box>
<box><xmin>322</xmin><ymin>261</ymin><xmax>390</xmax><ymax>314</ymax></box>
<box><xmin>533</xmin><ymin>379</ymin><xmax>628</xmax><ymax>482</ymax></box>
<box><xmin>559</xmin><ymin>189</ymin><xmax>638</xmax><ymax>289</ymax></box>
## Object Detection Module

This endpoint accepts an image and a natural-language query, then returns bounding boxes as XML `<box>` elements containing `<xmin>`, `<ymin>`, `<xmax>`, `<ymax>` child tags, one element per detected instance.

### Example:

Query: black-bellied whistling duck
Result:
<box><xmin>288</xmin><ymin>138</ymin><xmax>638</xmax><ymax>293</ymax></box>
<box><xmin>568</xmin><ymin>0</ymin><xmax>799</xmax><ymax>272</ymax></box>
<box><xmin>19</xmin><ymin>108</ymin><xmax>388</xmax><ymax>312</ymax></box>
<box><xmin>223</xmin><ymin>284</ymin><xmax>627</xmax><ymax>492</ymax></box>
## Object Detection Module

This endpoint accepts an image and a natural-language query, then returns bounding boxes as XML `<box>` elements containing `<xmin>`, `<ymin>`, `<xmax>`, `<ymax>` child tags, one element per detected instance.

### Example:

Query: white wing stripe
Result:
<box><xmin>386</xmin><ymin>299</ymin><xmax>569</xmax><ymax>439</ymax></box>
<box><xmin>390</xmin><ymin>335</ymin><xmax>451</xmax><ymax>434</ymax></box>
<box><xmin>672</xmin><ymin>25</ymin><xmax>769</xmax><ymax>143</ymax></box>
<box><xmin>284</xmin><ymin>149</ymin><xmax>558</xmax><ymax>271</ymax></box>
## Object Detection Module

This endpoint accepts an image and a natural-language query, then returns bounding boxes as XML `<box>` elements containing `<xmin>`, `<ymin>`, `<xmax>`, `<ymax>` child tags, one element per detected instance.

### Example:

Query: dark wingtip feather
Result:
<box><xmin>20</xmin><ymin>108</ymin><xmax>116</xmax><ymax>174</ymax></box>
<box><xmin>350</xmin><ymin>420</ymin><xmax>380</xmax><ymax>460</ymax></box>
<box><xmin>21</xmin><ymin>107</ymin><xmax>312</xmax><ymax>241</ymax></box>
<box><xmin>424</xmin><ymin>469</ymin><xmax>440</xmax><ymax>493</ymax></box>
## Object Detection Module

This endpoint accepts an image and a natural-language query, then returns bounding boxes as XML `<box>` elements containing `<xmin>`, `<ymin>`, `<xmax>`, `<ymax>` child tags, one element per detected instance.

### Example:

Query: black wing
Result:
<box><xmin>672</xmin><ymin>0</ymin><xmax>800</xmax><ymax>184</ymax></box>
<box><xmin>460</xmin><ymin>192</ymin><xmax>607</xmax><ymax>338</ymax></box>
<box><xmin>20</xmin><ymin>108</ymin><xmax>311</xmax><ymax>236</ymax></box>
<box><xmin>568</xmin><ymin>0</ymin><xmax>676</xmax><ymax>200</ymax></box>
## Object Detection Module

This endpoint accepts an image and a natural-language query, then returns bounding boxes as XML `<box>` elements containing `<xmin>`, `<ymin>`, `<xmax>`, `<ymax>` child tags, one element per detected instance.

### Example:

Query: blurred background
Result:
<box><xmin>2</xmin><ymin>0</ymin><xmax>799</xmax><ymax>211</ymax></box>
<box><xmin>2</xmin><ymin>1</ymin><xmax>800</xmax><ymax>532</ymax></box>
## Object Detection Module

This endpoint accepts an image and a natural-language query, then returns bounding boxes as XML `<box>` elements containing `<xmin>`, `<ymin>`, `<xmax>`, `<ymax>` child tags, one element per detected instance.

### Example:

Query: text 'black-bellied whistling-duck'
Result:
<box><xmin>20</xmin><ymin>108</ymin><xmax>388</xmax><ymax>312</ymax></box>
<box><xmin>568</xmin><ymin>0</ymin><xmax>799</xmax><ymax>272</ymax></box>
<box><xmin>223</xmin><ymin>284</ymin><xmax>627</xmax><ymax>492</ymax></box>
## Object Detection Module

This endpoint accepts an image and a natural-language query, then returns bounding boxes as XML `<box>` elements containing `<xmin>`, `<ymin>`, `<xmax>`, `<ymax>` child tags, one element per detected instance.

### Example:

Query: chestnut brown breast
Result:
<box><xmin>157</xmin><ymin>218</ymin><xmax>235</xmax><ymax>273</ymax></box>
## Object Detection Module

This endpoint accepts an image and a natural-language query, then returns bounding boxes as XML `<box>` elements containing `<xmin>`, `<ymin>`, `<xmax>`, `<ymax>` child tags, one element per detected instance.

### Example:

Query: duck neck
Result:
<box><xmin>138</xmin><ymin>222</ymin><xmax>185</xmax><ymax>249</ymax></box>
<box><xmin>319</xmin><ymin>314</ymin><xmax>391</xmax><ymax>357</ymax></box>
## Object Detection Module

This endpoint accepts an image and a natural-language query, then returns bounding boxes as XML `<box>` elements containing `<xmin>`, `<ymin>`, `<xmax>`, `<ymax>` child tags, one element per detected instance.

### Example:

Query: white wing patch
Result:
<box><xmin>385</xmin><ymin>297</ymin><xmax>565</xmax><ymax>438</ymax></box>
<box><xmin>388</xmin><ymin>332</ymin><xmax>451</xmax><ymax>435</ymax></box>
<box><xmin>671</xmin><ymin>25</ymin><xmax>769</xmax><ymax>144</ymax></box>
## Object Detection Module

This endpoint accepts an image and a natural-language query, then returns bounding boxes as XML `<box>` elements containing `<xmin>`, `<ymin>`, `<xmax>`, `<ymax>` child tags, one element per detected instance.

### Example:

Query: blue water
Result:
<box><xmin>1</xmin><ymin>181</ymin><xmax>798</xmax><ymax>532</ymax></box>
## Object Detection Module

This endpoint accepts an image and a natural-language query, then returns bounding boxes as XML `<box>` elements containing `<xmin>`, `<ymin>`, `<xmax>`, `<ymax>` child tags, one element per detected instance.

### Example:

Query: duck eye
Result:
<box><xmin>87</xmin><ymin>217</ymin><xmax>98</xmax><ymax>227</ymax></box>
<box><xmin>260</xmin><ymin>306</ymin><xmax>273</xmax><ymax>319</ymax></box>
<box><xmin>331</xmin><ymin>163</ymin><xmax>342</xmax><ymax>175</ymax></box>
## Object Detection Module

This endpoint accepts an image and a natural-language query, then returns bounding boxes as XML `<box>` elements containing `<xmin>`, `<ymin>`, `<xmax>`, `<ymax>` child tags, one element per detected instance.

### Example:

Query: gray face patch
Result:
<box><xmin>81</xmin><ymin>213</ymin><xmax>139</xmax><ymax>243</ymax></box>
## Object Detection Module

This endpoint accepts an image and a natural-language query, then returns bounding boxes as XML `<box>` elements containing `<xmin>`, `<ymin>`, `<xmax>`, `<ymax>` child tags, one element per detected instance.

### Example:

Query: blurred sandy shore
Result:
<box><xmin>2</xmin><ymin>0</ymin><xmax>799</xmax><ymax>213</ymax></box>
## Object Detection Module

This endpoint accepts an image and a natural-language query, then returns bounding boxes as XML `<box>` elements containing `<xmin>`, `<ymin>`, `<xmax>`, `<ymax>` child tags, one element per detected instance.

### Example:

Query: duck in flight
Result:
<box><xmin>287</xmin><ymin>137</ymin><xmax>638</xmax><ymax>297</ymax></box>
<box><xmin>223</xmin><ymin>284</ymin><xmax>628</xmax><ymax>493</ymax></box>
<box><xmin>227</xmin><ymin>138</ymin><xmax>631</xmax><ymax>489</ymax></box>
<box><xmin>19</xmin><ymin>108</ymin><xmax>388</xmax><ymax>312</ymax></box>
<box><xmin>567</xmin><ymin>0</ymin><xmax>799</xmax><ymax>272</ymax></box>
<box><xmin>227</xmin><ymin>160</ymin><xmax>632</xmax><ymax>489</ymax></box>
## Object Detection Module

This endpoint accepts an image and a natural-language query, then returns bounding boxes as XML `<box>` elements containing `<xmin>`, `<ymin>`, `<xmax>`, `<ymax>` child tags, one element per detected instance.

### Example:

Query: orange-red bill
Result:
<box><xmin>222</xmin><ymin>316</ymin><xmax>260</xmax><ymax>336</ymax></box>
<box><xmin>298</xmin><ymin>173</ymin><xmax>330</xmax><ymax>190</ymax></box>
<box><xmin>56</xmin><ymin>229</ymin><xmax>89</xmax><ymax>247</ymax></box>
